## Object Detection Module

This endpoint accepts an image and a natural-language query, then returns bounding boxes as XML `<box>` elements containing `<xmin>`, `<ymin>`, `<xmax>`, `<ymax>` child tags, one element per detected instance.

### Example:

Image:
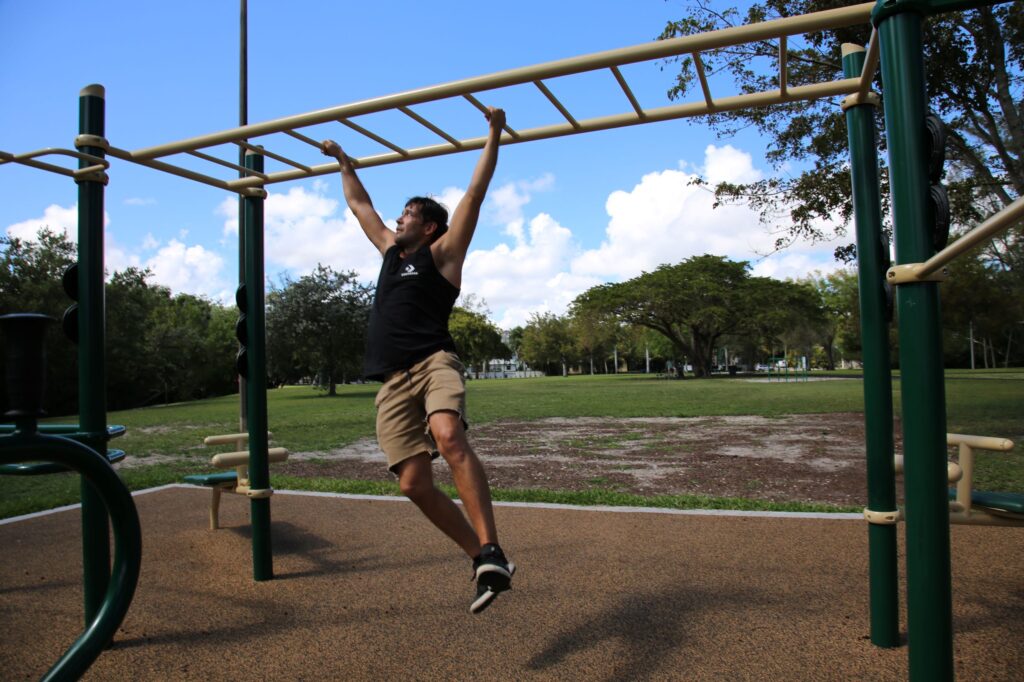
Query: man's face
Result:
<box><xmin>395</xmin><ymin>203</ymin><xmax>435</xmax><ymax>249</ymax></box>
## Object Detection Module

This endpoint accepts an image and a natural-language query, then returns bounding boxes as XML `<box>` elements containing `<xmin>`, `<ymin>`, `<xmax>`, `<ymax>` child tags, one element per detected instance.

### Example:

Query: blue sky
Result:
<box><xmin>2</xmin><ymin>0</ymin><xmax>852</xmax><ymax>328</ymax></box>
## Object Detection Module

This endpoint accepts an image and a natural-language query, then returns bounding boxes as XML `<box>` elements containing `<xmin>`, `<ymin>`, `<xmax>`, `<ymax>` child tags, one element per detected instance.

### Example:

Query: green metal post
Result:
<box><xmin>841</xmin><ymin>44</ymin><xmax>900</xmax><ymax>648</ymax></box>
<box><xmin>243</xmin><ymin>149</ymin><xmax>273</xmax><ymax>581</ymax></box>
<box><xmin>876</xmin><ymin>8</ymin><xmax>954</xmax><ymax>680</ymax></box>
<box><xmin>76</xmin><ymin>84</ymin><xmax>112</xmax><ymax>623</ymax></box>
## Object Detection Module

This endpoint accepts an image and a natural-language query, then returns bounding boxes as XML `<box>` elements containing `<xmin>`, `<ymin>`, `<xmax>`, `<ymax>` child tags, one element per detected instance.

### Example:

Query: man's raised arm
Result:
<box><xmin>321</xmin><ymin>140</ymin><xmax>395</xmax><ymax>255</ymax></box>
<box><xmin>437</xmin><ymin>108</ymin><xmax>505</xmax><ymax>266</ymax></box>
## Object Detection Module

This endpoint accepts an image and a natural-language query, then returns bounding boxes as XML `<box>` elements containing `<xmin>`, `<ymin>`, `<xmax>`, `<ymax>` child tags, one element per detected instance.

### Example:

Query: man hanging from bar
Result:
<box><xmin>320</xmin><ymin>107</ymin><xmax>514</xmax><ymax>614</ymax></box>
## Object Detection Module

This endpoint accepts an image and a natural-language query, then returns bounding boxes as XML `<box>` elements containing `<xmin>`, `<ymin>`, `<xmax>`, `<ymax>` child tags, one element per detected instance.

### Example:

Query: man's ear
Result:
<box><xmin>423</xmin><ymin>221</ymin><xmax>438</xmax><ymax>236</ymax></box>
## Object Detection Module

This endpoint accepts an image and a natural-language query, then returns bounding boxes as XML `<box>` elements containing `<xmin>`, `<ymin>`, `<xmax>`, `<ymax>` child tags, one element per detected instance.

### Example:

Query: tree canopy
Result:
<box><xmin>658</xmin><ymin>1</ymin><xmax>1023</xmax><ymax>266</ymax></box>
<box><xmin>0</xmin><ymin>229</ymin><xmax>238</xmax><ymax>414</ymax></box>
<box><xmin>265</xmin><ymin>265</ymin><xmax>372</xmax><ymax>394</ymax></box>
<box><xmin>449</xmin><ymin>306</ymin><xmax>510</xmax><ymax>377</ymax></box>
<box><xmin>573</xmin><ymin>255</ymin><xmax>812</xmax><ymax>377</ymax></box>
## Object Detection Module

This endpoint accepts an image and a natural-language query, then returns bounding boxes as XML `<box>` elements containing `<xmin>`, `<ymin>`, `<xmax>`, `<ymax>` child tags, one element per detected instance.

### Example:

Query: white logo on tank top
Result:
<box><xmin>401</xmin><ymin>264</ymin><xmax>417</xmax><ymax>277</ymax></box>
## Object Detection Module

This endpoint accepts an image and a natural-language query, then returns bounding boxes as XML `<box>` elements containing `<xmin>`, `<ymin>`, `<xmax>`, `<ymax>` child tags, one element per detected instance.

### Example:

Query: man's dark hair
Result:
<box><xmin>406</xmin><ymin>196</ymin><xmax>449</xmax><ymax>243</ymax></box>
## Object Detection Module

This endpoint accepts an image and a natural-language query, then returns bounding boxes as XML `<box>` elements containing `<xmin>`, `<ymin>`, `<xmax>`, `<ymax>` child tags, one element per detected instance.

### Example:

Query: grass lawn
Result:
<box><xmin>2</xmin><ymin>370</ymin><xmax>1021</xmax><ymax>518</ymax></box>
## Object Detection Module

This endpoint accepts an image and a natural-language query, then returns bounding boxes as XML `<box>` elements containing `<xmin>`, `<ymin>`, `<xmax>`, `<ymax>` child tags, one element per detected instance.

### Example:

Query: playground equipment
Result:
<box><xmin>185</xmin><ymin>431</ymin><xmax>289</xmax><ymax>530</ymax></box>
<box><xmin>766</xmin><ymin>357</ymin><xmax>809</xmax><ymax>383</ymax></box>
<box><xmin>3</xmin><ymin>2</ymin><xmax>1022</xmax><ymax>679</ymax></box>
<box><xmin>0</xmin><ymin>314</ymin><xmax>142</xmax><ymax>681</ymax></box>
<box><xmin>887</xmin><ymin>433</ymin><xmax>1023</xmax><ymax>526</ymax></box>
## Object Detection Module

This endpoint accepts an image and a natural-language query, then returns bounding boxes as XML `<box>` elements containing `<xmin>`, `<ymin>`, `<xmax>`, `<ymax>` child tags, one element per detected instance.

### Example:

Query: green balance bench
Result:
<box><xmin>185</xmin><ymin>432</ymin><xmax>288</xmax><ymax>530</ymax></box>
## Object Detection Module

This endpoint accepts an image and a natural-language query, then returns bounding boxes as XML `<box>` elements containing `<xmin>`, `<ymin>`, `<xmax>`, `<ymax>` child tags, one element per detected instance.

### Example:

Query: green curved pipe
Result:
<box><xmin>0</xmin><ymin>431</ymin><xmax>142</xmax><ymax>682</ymax></box>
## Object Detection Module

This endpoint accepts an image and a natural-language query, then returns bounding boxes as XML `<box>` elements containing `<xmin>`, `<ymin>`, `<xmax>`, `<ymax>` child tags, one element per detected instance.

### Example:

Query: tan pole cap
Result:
<box><xmin>80</xmin><ymin>84</ymin><xmax>105</xmax><ymax>98</ymax></box>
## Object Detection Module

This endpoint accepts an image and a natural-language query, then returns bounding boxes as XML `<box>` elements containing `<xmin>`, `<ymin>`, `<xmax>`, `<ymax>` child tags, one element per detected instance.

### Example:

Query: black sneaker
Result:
<box><xmin>470</xmin><ymin>544</ymin><xmax>515</xmax><ymax>614</ymax></box>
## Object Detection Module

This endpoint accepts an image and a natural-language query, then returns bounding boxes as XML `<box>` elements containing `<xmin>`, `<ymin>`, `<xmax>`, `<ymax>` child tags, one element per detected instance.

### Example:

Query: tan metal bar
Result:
<box><xmin>231</xmin><ymin>76</ymin><xmax>861</xmax><ymax>189</ymax></box>
<box><xmin>105</xmin><ymin>145</ymin><xmax>234</xmax><ymax>192</ymax></box>
<box><xmin>283</xmin><ymin>128</ymin><xmax>324</xmax><ymax>148</ymax></box>
<box><xmin>211</xmin><ymin>447</ymin><xmax>289</xmax><ymax>468</ymax></box>
<box><xmin>398</xmin><ymin>106</ymin><xmax>462</xmax><ymax>148</ymax></box>
<box><xmin>0</xmin><ymin>147</ymin><xmax>108</xmax><ymax>179</ymax></box>
<box><xmin>693</xmin><ymin>52</ymin><xmax>714</xmax><ymax>107</ymax></box>
<box><xmin>859</xmin><ymin>29</ymin><xmax>880</xmax><ymax>98</ymax></box>
<box><xmin>204</xmin><ymin>431</ymin><xmax>272</xmax><ymax>445</ymax></box>
<box><xmin>338</xmin><ymin>118</ymin><xmax>409</xmax><ymax>156</ymax></box>
<box><xmin>610</xmin><ymin>66</ymin><xmax>645</xmax><ymax>118</ymax></box>
<box><xmin>187</xmin><ymin>149</ymin><xmax>268</xmax><ymax>178</ymax></box>
<box><xmin>947</xmin><ymin>433</ymin><xmax>1014</xmax><ymax>452</ymax></box>
<box><xmin>779</xmin><ymin>36</ymin><xmax>788</xmax><ymax>96</ymax></box>
<box><xmin>533</xmin><ymin>80</ymin><xmax>581</xmax><ymax>129</ymax></box>
<box><xmin>236</xmin><ymin>141</ymin><xmax>312</xmax><ymax>172</ymax></box>
<box><xmin>463</xmin><ymin>94</ymin><xmax>521</xmax><ymax>139</ymax></box>
<box><xmin>130</xmin><ymin>2</ymin><xmax>873</xmax><ymax>159</ymax></box>
<box><xmin>916</xmin><ymin>195</ymin><xmax>1024</xmax><ymax>278</ymax></box>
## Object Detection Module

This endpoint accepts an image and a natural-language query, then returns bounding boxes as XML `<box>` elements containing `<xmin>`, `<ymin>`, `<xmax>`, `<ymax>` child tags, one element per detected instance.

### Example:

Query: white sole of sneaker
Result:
<box><xmin>470</xmin><ymin>563</ymin><xmax>516</xmax><ymax>615</ymax></box>
<box><xmin>475</xmin><ymin>561</ymin><xmax>516</xmax><ymax>581</ymax></box>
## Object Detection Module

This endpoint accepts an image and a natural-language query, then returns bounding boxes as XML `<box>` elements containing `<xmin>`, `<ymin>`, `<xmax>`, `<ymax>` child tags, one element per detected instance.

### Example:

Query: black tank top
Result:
<box><xmin>363</xmin><ymin>244</ymin><xmax>459</xmax><ymax>380</ymax></box>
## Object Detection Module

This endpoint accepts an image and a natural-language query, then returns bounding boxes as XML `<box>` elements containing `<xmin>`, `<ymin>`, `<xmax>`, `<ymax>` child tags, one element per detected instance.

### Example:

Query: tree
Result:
<box><xmin>265</xmin><ymin>265</ymin><xmax>372</xmax><ymax>394</ymax></box>
<box><xmin>658</xmin><ymin>1</ymin><xmax>1024</xmax><ymax>265</ymax></box>
<box><xmin>449</xmin><ymin>306</ymin><xmax>510</xmax><ymax>377</ymax></box>
<box><xmin>1</xmin><ymin>230</ymin><xmax>239</xmax><ymax>413</ymax></box>
<box><xmin>519</xmin><ymin>312</ymin><xmax>576</xmax><ymax>376</ymax></box>
<box><xmin>574</xmin><ymin>255</ymin><xmax>813</xmax><ymax>377</ymax></box>
<box><xmin>107</xmin><ymin>269</ymin><xmax>238</xmax><ymax>407</ymax></box>
<box><xmin>941</xmin><ymin>251</ymin><xmax>1023</xmax><ymax>367</ymax></box>
<box><xmin>0</xmin><ymin>229</ymin><xmax>78</xmax><ymax>415</ymax></box>
<box><xmin>567</xmin><ymin>304</ymin><xmax>619</xmax><ymax>374</ymax></box>
<box><xmin>795</xmin><ymin>270</ymin><xmax>860</xmax><ymax>369</ymax></box>
<box><xmin>577</xmin><ymin>254</ymin><xmax>761</xmax><ymax>374</ymax></box>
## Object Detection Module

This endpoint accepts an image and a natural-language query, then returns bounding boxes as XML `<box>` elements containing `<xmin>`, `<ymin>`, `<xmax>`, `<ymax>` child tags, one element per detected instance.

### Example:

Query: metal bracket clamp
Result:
<box><xmin>74</xmin><ymin>134</ymin><xmax>110</xmax><ymax>152</ymax></box>
<box><xmin>247</xmin><ymin>488</ymin><xmax>274</xmax><ymax>499</ymax></box>
<box><xmin>840</xmin><ymin>91</ymin><xmax>881</xmax><ymax>111</ymax></box>
<box><xmin>240</xmin><ymin>187</ymin><xmax>268</xmax><ymax>199</ymax></box>
<box><xmin>864</xmin><ymin>508</ymin><xmax>901</xmax><ymax>525</ymax></box>
<box><xmin>886</xmin><ymin>263</ymin><xmax>949</xmax><ymax>285</ymax></box>
<box><xmin>73</xmin><ymin>169</ymin><xmax>109</xmax><ymax>185</ymax></box>
<box><xmin>73</xmin><ymin>134</ymin><xmax>111</xmax><ymax>185</ymax></box>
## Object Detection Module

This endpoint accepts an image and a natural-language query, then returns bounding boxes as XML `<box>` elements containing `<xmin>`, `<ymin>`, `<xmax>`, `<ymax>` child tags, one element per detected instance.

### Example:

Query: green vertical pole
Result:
<box><xmin>243</xmin><ymin>149</ymin><xmax>273</xmax><ymax>581</ymax></box>
<box><xmin>841</xmin><ymin>44</ymin><xmax>900</xmax><ymax>648</ymax></box>
<box><xmin>875</xmin><ymin>6</ymin><xmax>953</xmax><ymax>680</ymax></box>
<box><xmin>76</xmin><ymin>84</ymin><xmax>111</xmax><ymax>623</ymax></box>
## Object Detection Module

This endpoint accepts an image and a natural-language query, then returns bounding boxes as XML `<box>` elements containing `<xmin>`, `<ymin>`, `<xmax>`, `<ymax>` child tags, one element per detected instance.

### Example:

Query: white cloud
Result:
<box><xmin>459</xmin><ymin>144</ymin><xmax>852</xmax><ymax>326</ymax></box>
<box><xmin>570</xmin><ymin>144</ymin><xmax>842</xmax><ymax>282</ymax></box>
<box><xmin>219</xmin><ymin>184</ymin><xmax>384</xmax><ymax>283</ymax></box>
<box><xmin>462</xmin><ymin>212</ymin><xmax>599</xmax><ymax>328</ymax></box>
<box><xmin>143</xmin><ymin>240</ymin><xmax>228</xmax><ymax>300</ymax></box>
<box><xmin>486</xmin><ymin>174</ymin><xmax>554</xmax><ymax>225</ymax></box>
<box><xmin>123</xmin><ymin>197</ymin><xmax>157</xmax><ymax>206</ymax></box>
<box><xmin>6</xmin><ymin>203</ymin><xmax>233</xmax><ymax>299</ymax></box>
<box><xmin>5</xmin><ymin>204</ymin><xmax>78</xmax><ymax>242</ymax></box>
<box><xmin>435</xmin><ymin>187</ymin><xmax>466</xmax><ymax>219</ymax></box>
<box><xmin>702</xmin><ymin>143</ymin><xmax>763</xmax><ymax>185</ymax></box>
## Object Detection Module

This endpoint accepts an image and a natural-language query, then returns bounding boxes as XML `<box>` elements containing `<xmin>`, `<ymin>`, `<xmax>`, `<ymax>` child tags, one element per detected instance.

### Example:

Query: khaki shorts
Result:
<box><xmin>374</xmin><ymin>350</ymin><xmax>467</xmax><ymax>471</ymax></box>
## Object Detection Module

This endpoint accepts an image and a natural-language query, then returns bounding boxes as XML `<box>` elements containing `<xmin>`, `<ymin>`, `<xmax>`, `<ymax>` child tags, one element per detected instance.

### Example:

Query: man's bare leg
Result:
<box><xmin>394</xmin><ymin>453</ymin><xmax>481</xmax><ymax>558</ymax></box>
<box><xmin>426</xmin><ymin>411</ymin><xmax>514</xmax><ymax>613</ymax></box>
<box><xmin>427</xmin><ymin>410</ymin><xmax>498</xmax><ymax>547</ymax></box>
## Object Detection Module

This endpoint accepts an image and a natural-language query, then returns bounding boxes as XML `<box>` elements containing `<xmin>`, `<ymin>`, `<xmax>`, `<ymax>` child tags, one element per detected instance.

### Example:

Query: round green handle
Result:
<box><xmin>1</xmin><ymin>432</ymin><xmax>141</xmax><ymax>682</ymax></box>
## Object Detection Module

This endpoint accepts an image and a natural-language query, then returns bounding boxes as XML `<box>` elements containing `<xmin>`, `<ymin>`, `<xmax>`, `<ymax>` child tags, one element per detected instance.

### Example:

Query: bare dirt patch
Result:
<box><xmin>280</xmin><ymin>413</ymin><xmax>900</xmax><ymax>507</ymax></box>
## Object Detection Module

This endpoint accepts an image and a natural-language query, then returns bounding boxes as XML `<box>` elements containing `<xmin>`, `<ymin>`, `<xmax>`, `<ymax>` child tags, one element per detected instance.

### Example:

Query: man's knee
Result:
<box><xmin>396</xmin><ymin>456</ymin><xmax>434</xmax><ymax>501</ymax></box>
<box><xmin>429</xmin><ymin>412</ymin><xmax>469</xmax><ymax>459</ymax></box>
